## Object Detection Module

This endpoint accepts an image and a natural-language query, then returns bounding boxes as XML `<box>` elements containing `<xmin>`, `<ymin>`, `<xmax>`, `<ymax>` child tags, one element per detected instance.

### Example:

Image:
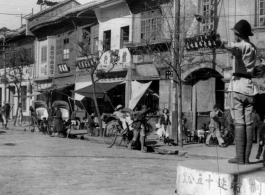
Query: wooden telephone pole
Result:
<box><xmin>172</xmin><ymin>0</ymin><xmax>182</xmax><ymax>147</ymax></box>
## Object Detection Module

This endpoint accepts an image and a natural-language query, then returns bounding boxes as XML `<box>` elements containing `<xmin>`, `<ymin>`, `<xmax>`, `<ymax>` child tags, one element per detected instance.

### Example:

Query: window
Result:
<box><xmin>141</xmin><ymin>10</ymin><xmax>162</xmax><ymax>41</ymax></box>
<box><xmin>63</xmin><ymin>38</ymin><xmax>70</xmax><ymax>60</ymax></box>
<box><xmin>93</xmin><ymin>37</ymin><xmax>98</xmax><ymax>53</ymax></box>
<box><xmin>41</xmin><ymin>46</ymin><xmax>47</xmax><ymax>63</ymax></box>
<box><xmin>64</xmin><ymin>38</ymin><xmax>69</xmax><ymax>44</ymax></box>
<box><xmin>103</xmin><ymin>30</ymin><xmax>111</xmax><ymax>51</ymax></box>
<box><xmin>21</xmin><ymin>86</ymin><xmax>27</xmax><ymax>111</ymax></box>
<box><xmin>63</xmin><ymin>49</ymin><xmax>69</xmax><ymax>60</ymax></box>
<box><xmin>258</xmin><ymin>0</ymin><xmax>265</xmax><ymax>26</ymax></box>
<box><xmin>120</xmin><ymin>26</ymin><xmax>130</xmax><ymax>48</ymax></box>
<box><xmin>201</xmin><ymin>0</ymin><xmax>214</xmax><ymax>32</ymax></box>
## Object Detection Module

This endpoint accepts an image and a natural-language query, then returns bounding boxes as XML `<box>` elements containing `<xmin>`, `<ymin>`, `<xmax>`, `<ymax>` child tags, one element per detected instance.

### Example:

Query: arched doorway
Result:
<box><xmin>182</xmin><ymin>68</ymin><xmax>224</xmax><ymax>130</ymax></box>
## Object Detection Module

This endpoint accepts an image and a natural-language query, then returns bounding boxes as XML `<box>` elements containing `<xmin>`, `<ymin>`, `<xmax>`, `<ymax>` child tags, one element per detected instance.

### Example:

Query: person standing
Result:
<box><xmin>255</xmin><ymin>117</ymin><xmax>265</xmax><ymax>166</ymax></box>
<box><xmin>129</xmin><ymin>105</ymin><xmax>148</xmax><ymax>152</ymax></box>
<box><xmin>220</xmin><ymin>20</ymin><xmax>258</xmax><ymax>164</ymax></box>
<box><xmin>157</xmin><ymin>108</ymin><xmax>171</xmax><ymax>139</ymax></box>
<box><xmin>205</xmin><ymin>105</ymin><xmax>226</xmax><ymax>147</ymax></box>
<box><xmin>51</xmin><ymin>106</ymin><xmax>63</xmax><ymax>137</ymax></box>
<box><xmin>1</xmin><ymin>102</ymin><xmax>10</xmax><ymax>130</ymax></box>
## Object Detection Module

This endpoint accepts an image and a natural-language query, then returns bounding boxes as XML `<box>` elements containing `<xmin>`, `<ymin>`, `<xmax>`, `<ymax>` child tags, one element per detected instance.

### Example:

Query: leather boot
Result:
<box><xmin>228</xmin><ymin>124</ymin><xmax>245</xmax><ymax>164</ymax></box>
<box><xmin>245</xmin><ymin>125</ymin><xmax>253</xmax><ymax>164</ymax></box>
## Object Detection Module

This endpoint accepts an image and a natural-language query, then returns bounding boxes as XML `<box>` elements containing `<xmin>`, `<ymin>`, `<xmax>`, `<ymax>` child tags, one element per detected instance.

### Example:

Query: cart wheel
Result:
<box><xmin>103</xmin><ymin>124</ymin><xmax>118</xmax><ymax>148</ymax></box>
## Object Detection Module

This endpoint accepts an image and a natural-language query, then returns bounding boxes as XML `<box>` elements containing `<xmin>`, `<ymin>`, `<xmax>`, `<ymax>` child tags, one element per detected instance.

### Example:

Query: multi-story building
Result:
<box><xmin>0</xmin><ymin>27</ymin><xmax>35</xmax><ymax>120</ymax></box>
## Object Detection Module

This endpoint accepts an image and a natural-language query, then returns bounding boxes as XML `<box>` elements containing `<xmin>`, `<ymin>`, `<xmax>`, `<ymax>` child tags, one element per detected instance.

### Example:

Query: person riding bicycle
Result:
<box><xmin>112</xmin><ymin>104</ymin><xmax>128</xmax><ymax>131</ymax></box>
<box><xmin>129</xmin><ymin>105</ymin><xmax>149</xmax><ymax>152</ymax></box>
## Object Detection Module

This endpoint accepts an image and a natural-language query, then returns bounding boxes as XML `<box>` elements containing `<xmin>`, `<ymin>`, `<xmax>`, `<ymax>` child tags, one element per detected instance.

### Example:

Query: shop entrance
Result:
<box><xmin>184</xmin><ymin>68</ymin><xmax>224</xmax><ymax>130</ymax></box>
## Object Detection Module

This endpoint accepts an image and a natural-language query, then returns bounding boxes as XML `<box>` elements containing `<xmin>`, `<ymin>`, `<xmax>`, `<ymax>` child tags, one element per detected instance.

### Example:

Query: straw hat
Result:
<box><xmin>115</xmin><ymin>104</ymin><xmax>123</xmax><ymax>111</ymax></box>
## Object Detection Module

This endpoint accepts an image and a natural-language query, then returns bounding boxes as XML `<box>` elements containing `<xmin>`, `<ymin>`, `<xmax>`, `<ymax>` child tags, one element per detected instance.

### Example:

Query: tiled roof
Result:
<box><xmin>29</xmin><ymin>0</ymin><xmax>117</xmax><ymax>31</ymax></box>
<box><xmin>0</xmin><ymin>26</ymin><xmax>26</xmax><ymax>41</ymax></box>
<box><xmin>27</xmin><ymin>0</ymin><xmax>80</xmax><ymax>20</ymax></box>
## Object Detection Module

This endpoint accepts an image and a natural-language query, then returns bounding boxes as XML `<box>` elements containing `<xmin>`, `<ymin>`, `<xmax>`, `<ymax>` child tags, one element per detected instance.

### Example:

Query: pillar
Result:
<box><xmin>192</xmin><ymin>84</ymin><xmax>197</xmax><ymax>130</ymax></box>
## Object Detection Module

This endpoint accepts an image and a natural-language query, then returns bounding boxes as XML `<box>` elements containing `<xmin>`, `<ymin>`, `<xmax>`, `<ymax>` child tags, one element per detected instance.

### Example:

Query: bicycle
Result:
<box><xmin>103</xmin><ymin>109</ymin><xmax>154</xmax><ymax>148</ymax></box>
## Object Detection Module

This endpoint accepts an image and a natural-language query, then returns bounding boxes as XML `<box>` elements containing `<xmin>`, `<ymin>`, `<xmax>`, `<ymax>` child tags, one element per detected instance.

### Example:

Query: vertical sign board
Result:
<box><xmin>47</xmin><ymin>37</ymin><xmax>56</xmax><ymax>77</ymax></box>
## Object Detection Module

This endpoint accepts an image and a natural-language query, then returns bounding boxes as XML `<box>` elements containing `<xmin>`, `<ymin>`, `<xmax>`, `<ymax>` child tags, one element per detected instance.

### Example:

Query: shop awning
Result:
<box><xmin>74</xmin><ymin>81</ymin><xmax>123</xmax><ymax>98</ymax></box>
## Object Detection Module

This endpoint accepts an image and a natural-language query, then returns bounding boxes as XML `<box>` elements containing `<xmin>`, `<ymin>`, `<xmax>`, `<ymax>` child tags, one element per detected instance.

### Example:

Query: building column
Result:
<box><xmin>192</xmin><ymin>84</ymin><xmax>197</xmax><ymax>130</ymax></box>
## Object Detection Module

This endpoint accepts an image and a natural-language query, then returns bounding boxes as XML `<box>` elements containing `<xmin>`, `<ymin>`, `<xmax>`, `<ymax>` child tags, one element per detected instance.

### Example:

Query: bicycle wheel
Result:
<box><xmin>103</xmin><ymin>124</ymin><xmax>119</xmax><ymax>148</ymax></box>
<box><xmin>116</xmin><ymin>129</ymin><xmax>128</xmax><ymax>147</ymax></box>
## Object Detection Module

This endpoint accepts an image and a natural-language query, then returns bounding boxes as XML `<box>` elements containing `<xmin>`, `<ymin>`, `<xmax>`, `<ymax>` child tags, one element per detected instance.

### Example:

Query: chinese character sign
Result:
<box><xmin>99</xmin><ymin>48</ymin><xmax>131</xmax><ymax>71</ymax></box>
<box><xmin>47</xmin><ymin>37</ymin><xmax>56</xmax><ymax>77</ymax></box>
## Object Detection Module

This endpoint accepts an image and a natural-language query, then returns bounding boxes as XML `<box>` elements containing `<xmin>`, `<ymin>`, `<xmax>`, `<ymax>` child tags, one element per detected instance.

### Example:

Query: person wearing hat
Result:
<box><xmin>1</xmin><ymin>102</ymin><xmax>10</xmax><ymax>130</ymax></box>
<box><xmin>219</xmin><ymin>20</ymin><xmax>257</xmax><ymax>164</ymax></box>
<box><xmin>113</xmin><ymin>104</ymin><xmax>128</xmax><ymax>130</ymax></box>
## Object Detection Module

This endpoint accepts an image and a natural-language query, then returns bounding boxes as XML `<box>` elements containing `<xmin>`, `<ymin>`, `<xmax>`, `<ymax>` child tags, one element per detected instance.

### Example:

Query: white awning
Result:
<box><xmin>74</xmin><ymin>81</ymin><xmax>92</xmax><ymax>101</ymax></box>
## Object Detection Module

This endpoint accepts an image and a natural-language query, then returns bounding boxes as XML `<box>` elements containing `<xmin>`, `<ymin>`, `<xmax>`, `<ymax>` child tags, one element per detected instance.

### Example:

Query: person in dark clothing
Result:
<box><xmin>160</xmin><ymin>108</ymin><xmax>171</xmax><ymax>136</ymax></box>
<box><xmin>255</xmin><ymin>117</ymin><xmax>265</xmax><ymax>166</ymax></box>
<box><xmin>1</xmin><ymin>102</ymin><xmax>10</xmax><ymax>130</ymax></box>
<box><xmin>129</xmin><ymin>105</ymin><xmax>148</xmax><ymax>152</ymax></box>
<box><xmin>51</xmin><ymin>106</ymin><xmax>63</xmax><ymax>137</ymax></box>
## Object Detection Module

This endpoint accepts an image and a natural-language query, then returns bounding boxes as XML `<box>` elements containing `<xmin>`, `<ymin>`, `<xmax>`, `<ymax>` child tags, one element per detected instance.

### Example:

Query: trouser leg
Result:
<box><xmin>256</xmin><ymin>144</ymin><xmax>264</xmax><ymax>159</ymax></box>
<box><xmin>245</xmin><ymin>125</ymin><xmax>253</xmax><ymax>164</ymax></box>
<box><xmin>263</xmin><ymin>146</ymin><xmax>265</xmax><ymax>166</ymax></box>
<box><xmin>205</xmin><ymin>128</ymin><xmax>214</xmax><ymax>145</ymax></box>
<box><xmin>216</xmin><ymin>128</ymin><xmax>224</xmax><ymax>145</ymax></box>
<box><xmin>228</xmin><ymin>124</ymin><xmax>245</xmax><ymax>164</ymax></box>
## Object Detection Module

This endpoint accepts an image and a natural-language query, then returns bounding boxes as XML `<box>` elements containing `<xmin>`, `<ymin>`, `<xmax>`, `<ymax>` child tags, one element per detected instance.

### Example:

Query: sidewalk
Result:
<box><xmin>6</xmin><ymin>124</ymin><xmax>261</xmax><ymax>161</ymax></box>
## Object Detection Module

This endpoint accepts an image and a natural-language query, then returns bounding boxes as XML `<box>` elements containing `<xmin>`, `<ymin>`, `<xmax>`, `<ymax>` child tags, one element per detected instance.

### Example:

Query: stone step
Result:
<box><xmin>176</xmin><ymin>159</ymin><xmax>265</xmax><ymax>195</ymax></box>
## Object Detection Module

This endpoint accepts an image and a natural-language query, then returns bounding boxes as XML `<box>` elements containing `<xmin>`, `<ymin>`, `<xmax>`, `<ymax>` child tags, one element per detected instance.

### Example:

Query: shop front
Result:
<box><xmin>74</xmin><ymin>48</ymin><xmax>130</xmax><ymax>117</ymax></box>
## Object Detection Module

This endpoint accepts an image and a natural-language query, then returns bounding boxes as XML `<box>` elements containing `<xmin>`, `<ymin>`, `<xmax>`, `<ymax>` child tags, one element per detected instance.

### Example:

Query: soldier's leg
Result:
<box><xmin>229</xmin><ymin>92</ymin><xmax>246</xmax><ymax>164</ymax></box>
<box><xmin>244</xmin><ymin>96</ymin><xmax>254</xmax><ymax>164</ymax></box>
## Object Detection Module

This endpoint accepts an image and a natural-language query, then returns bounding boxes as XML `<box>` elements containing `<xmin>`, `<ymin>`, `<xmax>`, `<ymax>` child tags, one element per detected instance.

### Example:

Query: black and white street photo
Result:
<box><xmin>0</xmin><ymin>0</ymin><xmax>265</xmax><ymax>194</ymax></box>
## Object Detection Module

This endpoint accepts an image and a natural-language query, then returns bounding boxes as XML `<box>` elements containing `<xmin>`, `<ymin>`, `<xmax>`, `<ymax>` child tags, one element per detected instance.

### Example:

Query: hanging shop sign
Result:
<box><xmin>58</xmin><ymin>63</ymin><xmax>70</xmax><ymax>74</ymax></box>
<box><xmin>165</xmin><ymin>70</ymin><xmax>173</xmax><ymax>80</ymax></box>
<box><xmin>47</xmin><ymin>37</ymin><xmax>56</xmax><ymax>77</ymax></box>
<box><xmin>99</xmin><ymin>48</ymin><xmax>131</xmax><ymax>71</ymax></box>
<box><xmin>76</xmin><ymin>59</ymin><xmax>91</xmax><ymax>69</ymax></box>
<box><xmin>185</xmin><ymin>31</ymin><xmax>223</xmax><ymax>52</ymax></box>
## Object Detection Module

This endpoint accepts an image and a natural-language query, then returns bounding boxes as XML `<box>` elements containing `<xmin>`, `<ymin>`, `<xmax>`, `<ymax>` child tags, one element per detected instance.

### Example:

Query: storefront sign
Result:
<box><xmin>166</xmin><ymin>70</ymin><xmax>173</xmax><ymax>80</ymax></box>
<box><xmin>47</xmin><ymin>37</ymin><xmax>56</xmax><ymax>77</ymax></box>
<box><xmin>58</xmin><ymin>63</ymin><xmax>70</xmax><ymax>74</ymax></box>
<box><xmin>76</xmin><ymin>59</ymin><xmax>91</xmax><ymax>69</ymax></box>
<box><xmin>35</xmin><ymin>82</ymin><xmax>53</xmax><ymax>91</ymax></box>
<box><xmin>99</xmin><ymin>48</ymin><xmax>131</xmax><ymax>71</ymax></box>
<box><xmin>135</xmin><ymin>64</ymin><xmax>159</xmax><ymax>77</ymax></box>
<box><xmin>99</xmin><ymin>76</ymin><xmax>126</xmax><ymax>83</ymax></box>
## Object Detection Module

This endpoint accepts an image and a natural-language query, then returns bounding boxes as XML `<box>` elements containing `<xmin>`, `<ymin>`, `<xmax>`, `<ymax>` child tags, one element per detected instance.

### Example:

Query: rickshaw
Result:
<box><xmin>32</xmin><ymin>101</ymin><xmax>49</xmax><ymax>121</ymax></box>
<box><xmin>30</xmin><ymin>101</ymin><xmax>49</xmax><ymax>132</ymax></box>
<box><xmin>52</xmin><ymin>100</ymin><xmax>70</xmax><ymax>121</ymax></box>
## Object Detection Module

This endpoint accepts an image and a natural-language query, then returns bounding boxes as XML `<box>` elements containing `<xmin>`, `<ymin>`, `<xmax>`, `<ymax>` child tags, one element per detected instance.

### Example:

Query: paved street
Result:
<box><xmin>0</xmin><ymin>129</ymin><xmax>190</xmax><ymax>195</ymax></box>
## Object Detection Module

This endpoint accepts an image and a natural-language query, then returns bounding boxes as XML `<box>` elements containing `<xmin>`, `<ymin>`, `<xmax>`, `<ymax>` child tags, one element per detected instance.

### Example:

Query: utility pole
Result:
<box><xmin>172</xmin><ymin>0</ymin><xmax>182</xmax><ymax>147</ymax></box>
<box><xmin>2</xmin><ymin>32</ymin><xmax>7</xmax><ymax>103</ymax></box>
